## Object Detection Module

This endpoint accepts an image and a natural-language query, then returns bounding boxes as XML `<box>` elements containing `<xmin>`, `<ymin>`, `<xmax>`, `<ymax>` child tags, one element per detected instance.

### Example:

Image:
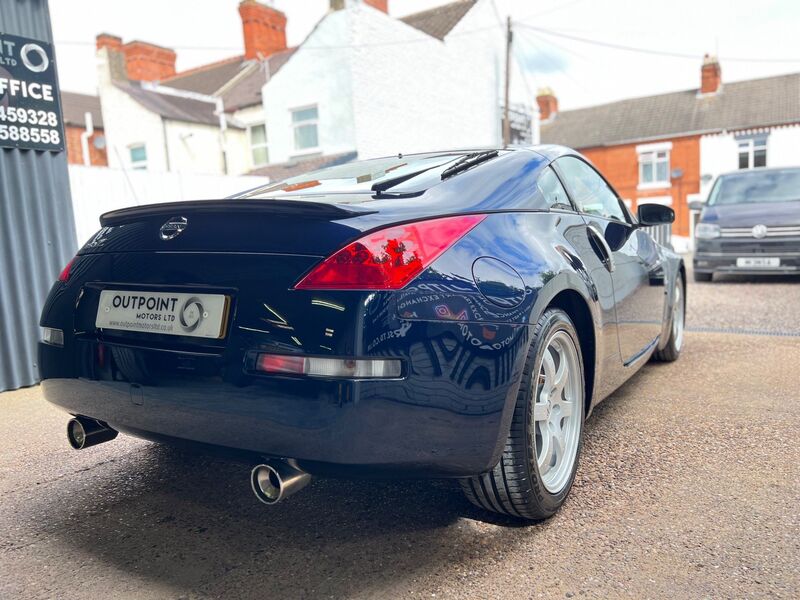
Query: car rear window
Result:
<box><xmin>708</xmin><ymin>169</ymin><xmax>800</xmax><ymax>205</ymax></box>
<box><xmin>234</xmin><ymin>151</ymin><xmax>501</xmax><ymax>199</ymax></box>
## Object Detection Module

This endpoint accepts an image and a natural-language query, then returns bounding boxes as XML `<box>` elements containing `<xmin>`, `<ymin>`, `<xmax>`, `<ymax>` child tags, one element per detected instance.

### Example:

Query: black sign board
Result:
<box><xmin>0</xmin><ymin>32</ymin><xmax>65</xmax><ymax>152</ymax></box>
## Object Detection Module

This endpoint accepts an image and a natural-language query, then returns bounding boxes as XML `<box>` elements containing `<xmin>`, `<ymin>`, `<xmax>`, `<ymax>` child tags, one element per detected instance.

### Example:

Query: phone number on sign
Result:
<box><xmin>0</xmin><ymin>106</ymin><xmax>61</xmax><ymax>145</ymax></box>
<box><xmin>0</xmin><ymin>123</ymin><xmax>61</xmax><ymax>144</ymax></box>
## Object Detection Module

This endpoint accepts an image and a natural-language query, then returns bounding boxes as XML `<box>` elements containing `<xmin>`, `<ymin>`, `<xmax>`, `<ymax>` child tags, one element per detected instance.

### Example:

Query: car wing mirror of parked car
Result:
<box><xmin>687</xmin><ymin>199</ymin><xmax>705</xmax><ymax>211</ymax></box>
<box><xmin>637</xmin><ymin>203</ymin><xmax>675</xmax><ymax>226</ymax></box>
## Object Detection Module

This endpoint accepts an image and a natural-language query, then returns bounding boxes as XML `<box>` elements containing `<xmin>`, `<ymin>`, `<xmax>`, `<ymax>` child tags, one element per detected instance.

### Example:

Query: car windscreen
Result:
<box><xmin>708</xmin><ymin>169</ymin><xmax>800</xmax><ymax>205</ymax></box>
<box><xmin>234</xmin><ymin>152</ymin><xmax>483</xmax><ymax>199</ymax></box>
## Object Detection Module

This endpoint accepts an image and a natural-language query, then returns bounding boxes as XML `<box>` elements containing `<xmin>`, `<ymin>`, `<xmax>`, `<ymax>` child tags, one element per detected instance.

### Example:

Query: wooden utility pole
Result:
<box><xmin>503</xmin><ymin>16</ymin><xmax>512</xmax><ymax>147</ymax></box>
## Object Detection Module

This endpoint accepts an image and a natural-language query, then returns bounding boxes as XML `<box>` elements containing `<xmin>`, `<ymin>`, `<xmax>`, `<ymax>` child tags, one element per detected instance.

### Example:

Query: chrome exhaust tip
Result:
<box><xmin>250</xmin><ymin>461</ymin><xmax>311</xmax><ymax>505</ymax></box>
<box><xmin>67</xmin><ymin>417</ymin><xmax>118</xmax><ymax>450</ymax></box>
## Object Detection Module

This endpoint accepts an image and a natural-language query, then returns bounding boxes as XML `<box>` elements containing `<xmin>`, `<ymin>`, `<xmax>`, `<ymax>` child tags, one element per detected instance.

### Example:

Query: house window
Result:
<box><xmin>638</xmin><ymin>148</ymin><xmax>670</xmax><ymax>186</ymax></box>
<box><xmin>129</xmin><ymin>144</ymin><xmax>147</xmax><ymax>170</ymax></box>
<box><xmin>291</xmin><ymin>106</ymin><xmax>319</xmax><ymax>151</ymax></box>
<box><xmin>737</xmin><ymin>136</ymin><xmax>767</xmax><ymax>169</ymax></box>
<box><xmin>249</xmin><ymin>124</ymin><xmax>269</xmax><ymax>166</ymax></box>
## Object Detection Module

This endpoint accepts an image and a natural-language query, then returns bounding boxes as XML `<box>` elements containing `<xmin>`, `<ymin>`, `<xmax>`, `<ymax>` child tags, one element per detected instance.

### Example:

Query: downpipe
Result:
<box><xmin>66</xmin><ymin>417</ymin><xmax>118</xmax><ymax>450</ymax></box>
<box><xmin>250</xmin><ymin>461</ymin><xmax>311</xmax><ymax>505</ymax></box>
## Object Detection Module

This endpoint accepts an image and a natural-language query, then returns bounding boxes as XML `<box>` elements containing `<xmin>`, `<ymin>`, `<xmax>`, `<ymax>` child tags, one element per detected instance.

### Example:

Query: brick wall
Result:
<box><xmin>64</xmin><ymin>125</ymin><xmax>108</xmax><ymax>166</ymax></box>
<box><xmin>582</xmin><ymin>134</ymin><xmax>700</xmax><ymax>237</ymax></box>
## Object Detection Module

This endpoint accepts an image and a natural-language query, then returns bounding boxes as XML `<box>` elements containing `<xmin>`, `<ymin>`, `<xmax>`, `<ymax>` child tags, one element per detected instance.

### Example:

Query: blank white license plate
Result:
<box><xmin>96</xmin><ymin>290</ymin><xmax>229</xmax><ymax>339</ymax></box>
<box><xmin>736</xmin><ymin>257</ymin><xmax>780</xmax><ymax>268</ymax></box>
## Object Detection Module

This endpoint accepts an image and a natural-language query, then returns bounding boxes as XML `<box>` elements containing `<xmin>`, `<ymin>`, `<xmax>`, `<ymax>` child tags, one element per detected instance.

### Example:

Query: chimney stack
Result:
<box><xmin>700</xmin><ymin>54</ymin><xmax>721</xmax><ymax>95</ymax></box>
<box><xmin>330</xmin><ymin>0</ymin><xmax>389</xmax><ymax>11</ymax></box>
<box><xmin>121</xmin><ymin>41</ymin><xmax>176</xmax><ymax>81</ymax></box>
<box><xmin>536</xmin><ymin>87</ymin><xmax>558</xmax><ymax>121</ymax></box>
<box><xmin>238</xmin><ymin>0</ymin><xmax>288</xmax><ymax>60</ymax></box>
<box><xmin>96</xmin><ymin>34</ymin><xmax>176</xmax><ymax>82</ymax></box>
<box><xmin>363</xmin><ymin>0</ymin><xmax>389</xmax><ymax>12</ymax></box>
<box><xmin>96</xmin><ymin>33</ymin><xmax>122</xmax><ymax>52</ymax></box>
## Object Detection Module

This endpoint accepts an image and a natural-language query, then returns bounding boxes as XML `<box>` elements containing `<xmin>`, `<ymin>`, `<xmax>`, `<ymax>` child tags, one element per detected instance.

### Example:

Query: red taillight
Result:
<box><xmin>58</xmin><ymin>258</ymin><xmax>76</xmax><ymax>283</ymax></box>
<box><xmin>295</xmin><ymin>215</ymin><xmax>486</xmax><ymax>290</ymax></box>
<box><xmin>256</xmin><ymin>354</ymin><xmax>305</xmax><ymax>374</ymax></box>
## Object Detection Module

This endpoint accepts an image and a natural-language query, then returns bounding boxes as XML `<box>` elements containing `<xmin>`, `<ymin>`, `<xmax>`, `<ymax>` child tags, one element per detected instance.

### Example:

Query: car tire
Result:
<box><xmin>460</xmin><ymin>308</ymin><xmax>585</xmax><ymax>521</ymax></box>
<box><xmin>653</xmin><ymin>275</ymin><xmax>685</xmax><ymax>362</ymax></box>
<box><xmin>693</xmin><ymin>271</ymin><xmax>712</xmax><ymax>282</ymax></box>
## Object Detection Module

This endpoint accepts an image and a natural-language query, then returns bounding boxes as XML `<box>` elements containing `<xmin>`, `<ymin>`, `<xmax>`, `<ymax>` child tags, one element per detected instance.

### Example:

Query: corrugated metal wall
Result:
<box><xmin>0</xmin><ymin>0</ymin><xmax>77</xmax><ymax>392</ymax></box>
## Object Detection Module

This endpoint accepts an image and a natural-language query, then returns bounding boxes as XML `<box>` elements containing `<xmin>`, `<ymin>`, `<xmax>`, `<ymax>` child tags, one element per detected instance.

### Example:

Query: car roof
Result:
<box><xmin>718</xmin><ymin>166</ymin><xmax>800</xmax><ymax>178</ymax></box>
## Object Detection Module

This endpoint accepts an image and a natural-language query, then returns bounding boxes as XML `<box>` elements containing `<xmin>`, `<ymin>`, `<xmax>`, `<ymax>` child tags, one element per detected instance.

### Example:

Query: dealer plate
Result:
<box><xmin>96</xmin><ymin>290</ymin><xmax>229</xmax><ymax>339</ymax></box>
<box><xmin>736</xmin><ymin>257</ymin><xmax>780</xmax><ymax>268</ymax></box>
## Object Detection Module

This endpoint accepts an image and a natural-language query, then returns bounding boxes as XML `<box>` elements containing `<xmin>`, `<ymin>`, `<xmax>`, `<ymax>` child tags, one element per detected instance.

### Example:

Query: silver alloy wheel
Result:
<box><xmin>672</xmin><ymin>279</ymin><xmax>684</xmax><ymax>351</ymax></box>
<box><xmin>533</xmin><ymin>330</ymin><xmax>583</xmax><ymax>494</ymax></box>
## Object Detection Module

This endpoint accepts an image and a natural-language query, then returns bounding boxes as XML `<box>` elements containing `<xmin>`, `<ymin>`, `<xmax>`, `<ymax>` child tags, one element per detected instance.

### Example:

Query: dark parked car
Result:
<box><xmin>39</xmin><ymin>146</ymin><xmax>684</xmax><ymax>520</ymax></box>
<box><xmin>692</xmin><ymin>167</ymin><xmax>800</xmax><ymax>281</ymax></box>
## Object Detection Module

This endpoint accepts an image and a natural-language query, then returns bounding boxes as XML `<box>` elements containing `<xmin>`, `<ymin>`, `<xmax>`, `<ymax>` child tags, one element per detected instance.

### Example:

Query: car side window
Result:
<box><xmin>556</xmin><ymin>156</ymin><xmax>627</xmax><ymax>222</ymax></box>
<box><xmin>537</xmin><ymin>166</ymin><xmax>573</xmax><ymax>211</ymax></box>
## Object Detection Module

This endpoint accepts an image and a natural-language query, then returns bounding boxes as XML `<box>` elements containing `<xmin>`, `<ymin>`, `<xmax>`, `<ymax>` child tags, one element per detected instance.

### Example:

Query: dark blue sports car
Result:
<box><xmin>39</xmin><ymin>145</ymin><xmax>684</xmax><ymax>520</ymax></box>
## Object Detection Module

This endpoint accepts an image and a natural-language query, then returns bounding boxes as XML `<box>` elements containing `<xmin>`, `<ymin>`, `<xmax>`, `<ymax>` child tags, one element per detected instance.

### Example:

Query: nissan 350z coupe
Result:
<box><xmin>39</xmin><ymin>146</ymin><xmax>685</xmax><ymax>520</ymax></box>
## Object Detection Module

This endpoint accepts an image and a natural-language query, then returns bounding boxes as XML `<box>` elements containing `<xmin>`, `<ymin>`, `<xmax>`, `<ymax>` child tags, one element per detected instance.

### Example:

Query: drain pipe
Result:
<box><xmin>80</xmin><ymin>111</ymin><xmax>94</xmax><ymax>166</ymax></box>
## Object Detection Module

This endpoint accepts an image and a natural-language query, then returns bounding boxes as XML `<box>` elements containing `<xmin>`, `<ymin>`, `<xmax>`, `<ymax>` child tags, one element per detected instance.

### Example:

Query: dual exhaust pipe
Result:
<box><xmin>67</xmin><ymin>417</ymin><xmax>118</xmax><ymax>450</ymax></box>
<box><xmin>250</xmin><ymin>461</ymin><xmax>311</xmax><ymax>505</ymax></box>
<box><xmin>65</xmin><ymin>417</ymin><xmax>310</xmax><ymax>505</ymax></box>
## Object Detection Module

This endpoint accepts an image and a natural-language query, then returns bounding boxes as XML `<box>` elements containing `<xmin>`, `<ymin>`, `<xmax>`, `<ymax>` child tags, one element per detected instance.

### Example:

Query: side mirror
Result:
<box><xmin>637</xmin><ymin>203</ymin><xmax>675</xmax><ymax>226</ymax></box>
<box><xmin>688</xmin><ymin>200</ymin><xmax>705</xmax><ymax>211</ymax></box>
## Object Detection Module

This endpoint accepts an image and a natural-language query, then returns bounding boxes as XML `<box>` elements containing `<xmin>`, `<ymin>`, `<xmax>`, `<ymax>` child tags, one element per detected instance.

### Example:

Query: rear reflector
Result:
<box><xmin>41</xmin><ymin>327</ymin><xmax>64</xmax><ymax>347</ymax></box>
<box><xmin>294</xmin><ymin>214</ymin><xmax>486</xmax><ymax>290</ymax></box>
<box><xmin>256</xmin><ymin>354</ymin><xmax>402</xmax><ymax>379</ymax></box>
<box><xmin>58</xmin><ymin>257</ymin><xmax>75</xmax><ymax>283</ymax></box>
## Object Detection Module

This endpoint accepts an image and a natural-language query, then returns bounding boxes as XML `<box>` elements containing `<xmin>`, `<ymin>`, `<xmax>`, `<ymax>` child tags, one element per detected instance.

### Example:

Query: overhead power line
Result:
<box><xmin>517</xmin><ymin>0</ymin><xmax>589</xmax><ymax>23</ymax></box>
<box><xmin>515</xmin><ymin>23</ymin><xmax>800</xmax><ymax>64</ymax></box>
<box><xmin>56</xmin><ymin>22</ymin><xmax>506</xmax><ymax>53</ymax></box>
<box><xmin>57</xmin><ymin>20</ymin><xmax>800</xmax><ymax>63</ymax></box>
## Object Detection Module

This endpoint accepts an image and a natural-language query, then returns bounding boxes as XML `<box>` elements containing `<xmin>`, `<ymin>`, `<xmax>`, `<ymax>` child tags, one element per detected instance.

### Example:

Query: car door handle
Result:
<box><xmin>586</xmin><ymin>225</ymin><xmax>615</xmax><ymax>273</ymax></box>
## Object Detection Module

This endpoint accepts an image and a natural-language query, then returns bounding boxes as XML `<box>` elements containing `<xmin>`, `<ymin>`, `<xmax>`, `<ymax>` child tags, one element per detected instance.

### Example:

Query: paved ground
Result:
<box><xmin>1</xmin><ymin>267</ymin><xmax>799</xmax><ymax>599</ymax></box>
<box><xmin>686</xmin><ymin>263</ymin><xmax>800</xmax><ymax>335</ymax></box>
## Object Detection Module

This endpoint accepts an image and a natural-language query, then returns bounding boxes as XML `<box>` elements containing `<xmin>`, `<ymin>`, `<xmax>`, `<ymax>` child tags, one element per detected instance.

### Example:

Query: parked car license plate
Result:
<box><xmin>736</xmin><ymin>257</ymin><xmax>780</xmax><ymax>268</ymax></box>
<box><xmin>95</xmin><ymin>290</ymin><xmax>229</xmax><ymax>339</ymax></box>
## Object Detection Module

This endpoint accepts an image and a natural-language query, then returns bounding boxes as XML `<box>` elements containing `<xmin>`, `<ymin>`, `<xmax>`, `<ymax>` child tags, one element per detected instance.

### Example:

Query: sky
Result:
<box><xmin>50</xmin><ymin>0</ymin><xmax>800</xmax><ymax>111</ymax></box>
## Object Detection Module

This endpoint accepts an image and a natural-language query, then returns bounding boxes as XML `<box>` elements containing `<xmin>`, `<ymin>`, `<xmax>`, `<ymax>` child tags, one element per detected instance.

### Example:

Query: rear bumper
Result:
<box><xmin>39</xmin><ymin>322</ymin><xmax>527</xmax><ymax>478</ymax></box>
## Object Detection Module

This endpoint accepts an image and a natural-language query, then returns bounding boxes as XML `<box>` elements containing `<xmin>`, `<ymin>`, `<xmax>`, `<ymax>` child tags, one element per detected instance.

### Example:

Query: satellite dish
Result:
<box><xmin>93</xmin><ymin>135</ymin><xmax>106</xmax><ymax>150</ymax></box>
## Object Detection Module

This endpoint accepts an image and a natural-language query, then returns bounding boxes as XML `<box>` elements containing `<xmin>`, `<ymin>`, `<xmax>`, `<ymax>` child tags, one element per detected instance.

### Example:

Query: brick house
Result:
<box><xmin>92</xmin><ymin>0</ymin><xmax>296</xmax><ymax>176</ymax></box>
<box><xmin>539</xmin><ymin>57</ymin><xmax>800</xmax><ymax>246</ymax></box>
<box><xmin>61</xmin><ymin>91</ymin><xmax>107</xmax><ymax>166</ymax></box>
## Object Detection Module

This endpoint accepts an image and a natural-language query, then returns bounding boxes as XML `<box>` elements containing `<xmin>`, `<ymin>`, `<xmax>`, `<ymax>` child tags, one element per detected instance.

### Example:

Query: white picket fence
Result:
<box><xmin>68</xmin><ymin>166</ymin><xmax>269</xmax><ymax>243</ymax></box>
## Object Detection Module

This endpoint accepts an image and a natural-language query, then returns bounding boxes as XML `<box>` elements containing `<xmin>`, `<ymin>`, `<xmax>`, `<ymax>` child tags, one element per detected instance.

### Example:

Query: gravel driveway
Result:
<box><xmin>686</xmin><ymin>261</ymin><xmax>800</xmax><ymax>334</ymax></box>
<box><xmin>1</xmin><ymin>271</ymin><xmax>798</xmax><ymax>599</ymax></box>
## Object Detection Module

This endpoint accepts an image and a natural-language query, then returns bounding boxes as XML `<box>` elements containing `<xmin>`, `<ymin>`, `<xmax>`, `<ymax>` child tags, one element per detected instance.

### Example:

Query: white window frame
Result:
<box><xmin>636</xmin><ymin>141</ymin><xmax>671</xmax><ymax>190</ymax></box>
<box><xmin>248</xmin><ymin>123</ymin><xmax>269</xmax><ymax>167</ymax></box>
<box><xmin>129</xmin><ymin>143</ymin><xmax>147</xmax><ymax>170</ymax></box>
<box><xmin>737</xmin><ymin>137</ymin><xmax>767</xmax><ymax>169</ymax></box>
<box><xmin>290</xmin><ymin>104</ymin><xmax>320</xmax><ymax>154</ymax></box>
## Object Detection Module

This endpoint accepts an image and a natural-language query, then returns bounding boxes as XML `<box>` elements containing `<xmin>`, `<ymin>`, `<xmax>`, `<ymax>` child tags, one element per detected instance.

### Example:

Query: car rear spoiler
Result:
<box><xmin>100</xmin><ymin>199</ymin><xmax>376</xmax><ymax>227</ymax></box>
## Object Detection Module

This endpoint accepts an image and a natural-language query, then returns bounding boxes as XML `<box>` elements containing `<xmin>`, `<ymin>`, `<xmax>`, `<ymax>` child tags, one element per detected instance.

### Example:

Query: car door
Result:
<box><xmin>553</xmin><ymin>156</ymin><xmax>665</xmax><ymax>365</ymax></box>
